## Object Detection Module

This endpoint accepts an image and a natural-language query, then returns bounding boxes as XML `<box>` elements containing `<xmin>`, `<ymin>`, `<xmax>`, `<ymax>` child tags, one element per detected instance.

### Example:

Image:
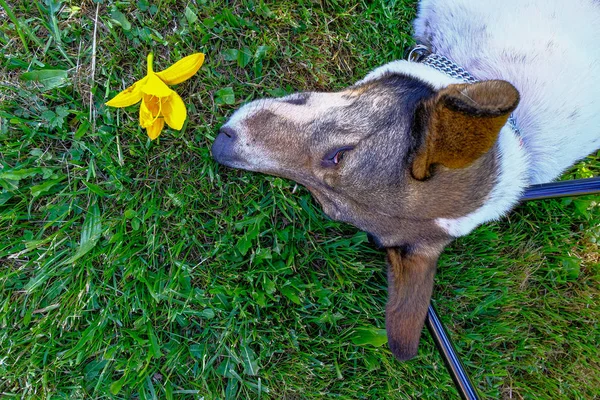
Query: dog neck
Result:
<box><xmin>358</xmin><ymin>60</ymin><xmax>531</xmax><ymax>237</ymax></box>
<box><xmin>436</xmin><ymin>123</ymin><xmax>529</xmax><ymax>236</ymax></box>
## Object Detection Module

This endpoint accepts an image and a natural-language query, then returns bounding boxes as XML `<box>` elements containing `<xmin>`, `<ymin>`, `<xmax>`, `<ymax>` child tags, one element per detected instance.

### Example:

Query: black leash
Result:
<box><xmin>426</xmin><ymin>177</ymin><xmax>600</xmax><ymax>400</ymax></box>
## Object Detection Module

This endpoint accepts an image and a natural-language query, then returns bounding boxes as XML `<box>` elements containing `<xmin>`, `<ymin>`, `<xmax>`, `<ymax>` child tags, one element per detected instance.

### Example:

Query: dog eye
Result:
<box><xmin>322</xmin><ymin>146</ymin><xmax>354</xmax><ymax>167</ymax></box>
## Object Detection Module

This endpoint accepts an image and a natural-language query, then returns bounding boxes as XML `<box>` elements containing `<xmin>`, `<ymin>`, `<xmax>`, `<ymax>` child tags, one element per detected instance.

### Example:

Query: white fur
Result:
<box><xmin>357</xmin><ymin>60</ymin><xmax>461</xmax><ymax>88</ymax></box>
<box><xmin>403</xmin><ymin>0</ymin><xmax>600</xmax><ymax>236</ymax></box>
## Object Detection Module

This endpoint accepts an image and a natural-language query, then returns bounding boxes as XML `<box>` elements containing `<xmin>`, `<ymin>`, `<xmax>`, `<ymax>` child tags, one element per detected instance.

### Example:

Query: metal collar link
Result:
<box><xmin>407</xmin><ymin>44</ymin><xmax>522</xmax><ymax>136</ymax></box>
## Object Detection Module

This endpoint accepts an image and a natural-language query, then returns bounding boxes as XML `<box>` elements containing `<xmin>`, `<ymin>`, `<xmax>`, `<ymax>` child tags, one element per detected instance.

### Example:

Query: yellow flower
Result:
<box><xmin>106</xmin><ymin>52</ymin><xmax>205</xmax><ymax>140</ymax></box>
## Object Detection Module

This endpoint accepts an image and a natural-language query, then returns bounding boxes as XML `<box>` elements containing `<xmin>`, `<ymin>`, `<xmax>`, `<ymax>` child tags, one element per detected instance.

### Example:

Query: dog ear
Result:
<box><xmin>411</xmin><ymin>80</ymin><xmax>519</xmax><ymax>180</ymax></box>
<box><xmin>385</xmin><ymin>246</ymin><xmax>439</xmax><ymax>361</ymax></box>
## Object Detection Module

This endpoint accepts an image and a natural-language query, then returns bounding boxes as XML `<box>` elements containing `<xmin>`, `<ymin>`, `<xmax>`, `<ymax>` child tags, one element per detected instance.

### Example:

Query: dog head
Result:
<box><xmin>212</xmin><ymin>61</ymin><xmax>519</xmax><ymax>360</ymax></box>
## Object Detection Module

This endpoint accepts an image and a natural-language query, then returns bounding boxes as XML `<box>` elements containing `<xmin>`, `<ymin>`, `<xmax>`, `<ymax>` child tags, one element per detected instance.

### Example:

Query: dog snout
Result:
<box><xmin>212</xmin><ymin>126</ymin><xmax>239</xmax><ymax>165</ymax></box>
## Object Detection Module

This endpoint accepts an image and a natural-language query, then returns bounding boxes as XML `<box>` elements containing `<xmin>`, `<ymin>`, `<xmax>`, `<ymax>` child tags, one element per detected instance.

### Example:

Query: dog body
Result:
<box><xmin>212</xmin><ymin>0</ymin><xmax>600</xmax><ymax>360</ymax></box>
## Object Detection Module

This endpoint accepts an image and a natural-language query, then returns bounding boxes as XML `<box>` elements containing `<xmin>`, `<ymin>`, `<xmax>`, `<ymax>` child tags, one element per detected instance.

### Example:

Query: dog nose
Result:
<box><xmin>219</xmin><ymin>126</ymin><xmax>237</xmax><ymax>140</ymax></box>
<box><xmin>212</xmin><ymin>126</ymin><xmax>239</xmax><ymax>165</ymax></box>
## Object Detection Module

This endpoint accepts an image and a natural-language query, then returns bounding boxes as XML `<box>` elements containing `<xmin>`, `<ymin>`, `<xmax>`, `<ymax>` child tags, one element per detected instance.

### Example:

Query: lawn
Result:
<box><xmin>1</xmin><ymin>1</ymin><xmax>599</xmax><ymax>399</ymax></box>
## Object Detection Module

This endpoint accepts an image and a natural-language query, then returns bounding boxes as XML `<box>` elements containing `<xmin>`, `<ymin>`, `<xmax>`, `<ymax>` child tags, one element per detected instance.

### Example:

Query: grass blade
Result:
<box><xmin>0</xmin><ymin>0</ymin><xmax>29</xmax><ymax>52</ymax></box>
<box><xmin>63</xmin><ymin>201</ymin><xmax>102</xmax><ymax>265</ymax></box>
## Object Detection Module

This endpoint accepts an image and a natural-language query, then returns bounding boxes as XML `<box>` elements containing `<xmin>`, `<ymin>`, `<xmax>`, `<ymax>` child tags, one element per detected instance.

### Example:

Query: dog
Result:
<box><xmin>211</xmin><ymin>0</ymin><xmax>600</xmax><ymax>361</ymax></box>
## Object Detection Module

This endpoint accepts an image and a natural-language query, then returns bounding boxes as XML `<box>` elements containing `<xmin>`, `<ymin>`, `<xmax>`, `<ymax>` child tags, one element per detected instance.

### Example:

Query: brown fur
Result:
<box><xmin>386</xmin><ymin>246</ymin><xmax>439</xmax><ymax>360</ymax></box>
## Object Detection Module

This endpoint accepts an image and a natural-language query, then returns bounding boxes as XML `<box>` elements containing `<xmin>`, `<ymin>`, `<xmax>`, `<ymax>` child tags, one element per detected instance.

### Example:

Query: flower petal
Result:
<box><xmin>141</xmin><ymin>73</ymin><xmax>174</xmax><ymax>98</ymax></box>
<box><xmin>156</xmin><ymin>53</ymin><xmax>205</xmax><ymax>85</ymax></box>
<box><xmin>105</xmin><ymin>78</ymin><xmax>146</xmax><ymax>108</ymax></box>
<box><xmin>163</xmin><ymin>91</ymin><xmax>187</xmax><ymax>130</ymax></box>
<box><xmin>146</xmin><ymin>118</ymin><xmax>165</xmax><ymax>140</ymax></box>
<box><xmin>139</xmin><ymin>97</ymin><xmax>156</xmax><ymax>128</ymax></box>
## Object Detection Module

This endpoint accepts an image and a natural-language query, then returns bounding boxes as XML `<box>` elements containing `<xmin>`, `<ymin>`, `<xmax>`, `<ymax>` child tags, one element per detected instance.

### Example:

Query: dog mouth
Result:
<box><xmin>304</xmin><ymin>184</ymin><xmax>346</xmax><ymax>221</ymax></box>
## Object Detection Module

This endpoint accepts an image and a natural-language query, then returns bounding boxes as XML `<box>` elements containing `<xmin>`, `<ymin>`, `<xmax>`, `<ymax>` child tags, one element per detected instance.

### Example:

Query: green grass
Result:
<box><xmin>0</xmin><ymin>1</ymin><xmax>599</xmax><ymax>398</ymax></box>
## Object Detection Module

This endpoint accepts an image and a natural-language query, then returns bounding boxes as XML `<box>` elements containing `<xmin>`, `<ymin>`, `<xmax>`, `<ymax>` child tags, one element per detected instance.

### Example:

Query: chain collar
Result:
<box><xmin>407</xmin><ymin>45</ymin><xmax>522</xmax><ymax>137</ymax></box>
